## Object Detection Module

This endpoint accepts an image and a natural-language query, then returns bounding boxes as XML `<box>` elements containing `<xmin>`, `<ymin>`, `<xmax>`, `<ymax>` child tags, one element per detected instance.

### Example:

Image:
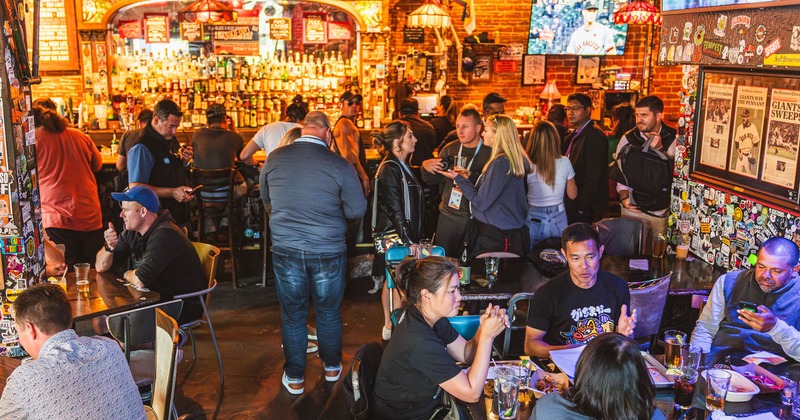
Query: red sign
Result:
<box><xmin>493</xmin><ymin>60</ymin><xmax>519</xmax><ymax>73</ymax></box>
<box><xmin>144</xmin><ymin>13</ymin><xmax>169</xmax><ymax>44</ymax></box>
<box><xmin>214</xmin><ymin>41</ymin><xmax>259</xmax><ymax>56</ymax></box>
<box><xmin>119</xmin><ymin>20</ymin><xmax>143</xmax><ymax>39</ymax></box>
<box><xmin>328</xmin><ymin>21</ymin><xmax>351</xmax><ymax>40</ymax></box>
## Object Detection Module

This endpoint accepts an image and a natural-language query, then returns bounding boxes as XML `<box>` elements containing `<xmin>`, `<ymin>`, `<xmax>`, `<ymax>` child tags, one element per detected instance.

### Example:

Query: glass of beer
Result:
<box><xmin>74</xmin><ymin>263</ymin><xmax>90</xmax><ymax>294</ymax></box>
<box><xmin>652</xmin><ymin>234</ymin><xmax>667</xmax><ymax>258</ymax></box>
<box><xmin>664</xmin><ymin>329</ymin><xmax>686</xmax><ymax>371</ymax></box>
<box><xmin>705</xmin><ymin>369</ymin><xmax>732</xmax><ymax>412</ymax></box>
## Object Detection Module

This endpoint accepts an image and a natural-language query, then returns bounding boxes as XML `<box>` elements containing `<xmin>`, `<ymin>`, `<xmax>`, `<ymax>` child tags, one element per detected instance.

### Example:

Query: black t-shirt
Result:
<box><xmin>527</xmin><ymin>270</ymin><xmax>630</xmax><ymax>346</ymax></box>
<box><xmin>420</xmin><ymin>139</ymin><xmax>493</xmax><ymax>219</ymax></box>
<box><xmin>373</xmin><ymin>306</ymin><xmax>462</xmax><ymax>419</ymax></box>
<box><xmin>192</xmin><ymin>127</ymin><xmax>245</xmax><ymax>170</ymax></box>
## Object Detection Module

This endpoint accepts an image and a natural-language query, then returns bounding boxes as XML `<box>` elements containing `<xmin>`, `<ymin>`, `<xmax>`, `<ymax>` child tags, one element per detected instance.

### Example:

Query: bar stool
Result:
<box><xmin>192</xmin><ymin>167</ymin><xmax>238</xmax><ymax>288</ymax></box>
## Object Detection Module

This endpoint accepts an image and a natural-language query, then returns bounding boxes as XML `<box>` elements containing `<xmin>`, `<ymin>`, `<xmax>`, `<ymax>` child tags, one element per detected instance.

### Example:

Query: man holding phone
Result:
<box><xmin>691</xmin><ymin>237</ymin><xmax>800</xmax><ymax>369</ymax></box>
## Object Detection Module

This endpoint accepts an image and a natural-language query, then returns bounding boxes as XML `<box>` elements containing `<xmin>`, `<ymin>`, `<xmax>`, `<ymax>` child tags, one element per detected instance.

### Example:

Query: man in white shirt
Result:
<box><xmin>733</xmin><ymin>109</ymin><xmax>760</xmax><ymax>175</ymax></box>
<box><xmin>691</xmin><ymin>237</ymin><xmax>800</xmax><ymax>369</ymax></box>
<box><xmin>566</xmin><ymin>3</ymin><xmax>616</xmax><ymax>55</ymax></box>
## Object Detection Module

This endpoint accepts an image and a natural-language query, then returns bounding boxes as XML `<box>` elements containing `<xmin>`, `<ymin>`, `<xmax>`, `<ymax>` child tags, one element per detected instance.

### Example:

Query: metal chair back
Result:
<box><xmin>594</xmin><ymin>217</ymin><xmax>644</xmax><ymax>257</ymax></box>
<box><xmin>629</xmin><ymin>274</ymin><xmax>671</xmax><ymax>350</ymax></box>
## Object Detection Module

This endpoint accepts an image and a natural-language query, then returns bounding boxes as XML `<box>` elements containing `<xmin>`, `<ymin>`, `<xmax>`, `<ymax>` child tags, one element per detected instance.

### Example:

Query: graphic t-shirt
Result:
<box><xmin>527</xmin><ymin>270</ymin><xmax>630</xmax><ymax>346</ymax></box>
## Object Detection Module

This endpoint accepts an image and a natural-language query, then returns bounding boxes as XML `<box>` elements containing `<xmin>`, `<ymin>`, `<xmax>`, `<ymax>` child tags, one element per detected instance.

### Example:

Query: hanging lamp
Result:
<box><xmin>407</xmin><ymin>1</ymin><xmax>451</xmax><ymax>29</ymax></box>
<box><xmin>612</xmin><ymin>0</ymin><xmax>662</xmax><ymax>25</ymax></box>
<box><xmin>178</xmin><ymin>0</ymin><xmax>238</xmax><ymax>23</ymax></box>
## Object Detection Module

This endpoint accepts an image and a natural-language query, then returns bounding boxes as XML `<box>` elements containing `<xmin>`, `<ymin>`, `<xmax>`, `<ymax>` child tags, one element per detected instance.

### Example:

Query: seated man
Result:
<box><xmin>524</xmin><ymin>223</ymin><xmax>636</xmax><ymax>358</ymax></box>
<box><xmin>96</xmin><ymin>185</ymin><xmax>205</xmax><ymax>324</ymax></box>
<box><xmin>0</xmin><ymin>284</ymin><xmax>145</xmax><ymax>418</ymax></box>
<box><xmin>691</xmin><ymin>237</ymin><xmax>800</xmax><ymax>368</ymax></box>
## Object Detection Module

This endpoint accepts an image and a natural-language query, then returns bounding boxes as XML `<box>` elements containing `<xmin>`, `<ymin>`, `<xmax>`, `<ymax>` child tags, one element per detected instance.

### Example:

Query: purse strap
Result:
<box><xmin>371</xmin><ymin>159</ymin><xmax>411</xmax><ymax>232</ymax></box>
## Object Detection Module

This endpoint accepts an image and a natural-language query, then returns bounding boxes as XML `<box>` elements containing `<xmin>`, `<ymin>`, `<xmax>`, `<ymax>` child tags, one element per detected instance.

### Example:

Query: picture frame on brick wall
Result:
<box><xmin>521</xmin><ymin>54</ymin><xmax>546</xmax><ymax>86</ymax></box>
<box><xmin>473</xmin><ymin>55</ymin><xmax>492</xmax><ymax>82</ymax></box>
<box><xmin>576</xmin><ymin>56</ymin><xmax>600</xmax><ymax>85</ymax></box>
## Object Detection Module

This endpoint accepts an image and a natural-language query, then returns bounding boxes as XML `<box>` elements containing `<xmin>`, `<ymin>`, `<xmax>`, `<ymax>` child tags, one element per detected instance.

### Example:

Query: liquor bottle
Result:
<box><xmin>110</xmin><ymin>129</ymin><xmax>119</xmax><ymax>155</ymax></box>
<box><xmin>460</xmin><ymin>242</ymin><xmax>471</xmax><ymax>288</ymax></box>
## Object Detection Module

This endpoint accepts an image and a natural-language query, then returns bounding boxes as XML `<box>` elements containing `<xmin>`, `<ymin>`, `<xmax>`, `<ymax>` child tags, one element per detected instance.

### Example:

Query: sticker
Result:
<box><xmin>702</xmin><ymin>40</ymin><xmax>725</xmax><ymax>59</ymax></box>
<box><xmin>792</xmin><ymin>26</ymin><xmax>800</xmax><ymax>51</ymax></box>
<box><xmin>733</xmin><ymin>207</ymin><xmax>743</xmax><ymax>222</ymax></box>
<box><xmin>765</xmin><ymin>37</ymin><xmax>782</xmax><ymax>58</ymax></box>
<box><xmin>755</xmin><ymin>24</ymin><xmax>767</xmax><ymax>43</ymax></box>
<box><xmin>676</xmin><ymin>45</ymin><xmax>683</xmax><ymax>62</ymax></box>
<box><xmin>0</xmin><ymin>236</ymin><xmax>23</xmax><ymax>254</ymax></box>
<box><xmin>668</xmin><ymin>45</ymin><xmax>675</xmax><ymax>62</ymax></box>
<box><xmin>714</xmin><ymin>15</ymin><xmax>727</xmax><ymax>37</ymax></box>
<box><xmin>728</xmin><ymin>48</ymin><xmax>739</xmax><ymax>64</ymax></box>
<box><xmin>756</xmin><ymin>45</ymin><xmax>764</xmax><ymax>56</ymax></box>
<box><xmin>683</xmin><ymin>43</ymin><xmax>694</xmax><ymax>61</ymax></box>
<box><xmin>670</xmin><ymin>27</ymin><xmax>679</xmax><ymax>44</ymax></box>
<box><xmin>683</xmin><ymin>22</ymin><xmax>693</xmax><ymax>41</ymax></box>
<box><xmin>662</xmin><ymin>46</ymin><xmax>670</xmax><ymax>62</ymax></box>
<box><xmin>694</xmin><ymin>24</ymin><xmax>706</xmax><ymax>46</ymax></box>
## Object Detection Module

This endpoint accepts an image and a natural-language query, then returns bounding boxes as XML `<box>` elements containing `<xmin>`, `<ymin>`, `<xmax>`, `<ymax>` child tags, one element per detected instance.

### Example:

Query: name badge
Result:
<box><xmin>448</xmin><ymin>186</ymin><xmax>463</xmax><ymax>210</ymax></box>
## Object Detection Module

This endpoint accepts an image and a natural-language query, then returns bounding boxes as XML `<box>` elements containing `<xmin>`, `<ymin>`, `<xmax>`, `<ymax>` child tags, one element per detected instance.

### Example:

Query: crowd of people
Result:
<box><xmin>10</xmin><ymin>88</ymin><xmax>800</xmax><ymax>419</ymax></box>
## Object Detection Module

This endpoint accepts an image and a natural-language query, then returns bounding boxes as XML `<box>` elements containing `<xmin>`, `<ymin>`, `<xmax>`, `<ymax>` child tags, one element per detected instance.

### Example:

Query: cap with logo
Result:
<box><xmin>111</xmin><ymin>186</ymin><xmax>160</xmax><ymax>213</ymax></box>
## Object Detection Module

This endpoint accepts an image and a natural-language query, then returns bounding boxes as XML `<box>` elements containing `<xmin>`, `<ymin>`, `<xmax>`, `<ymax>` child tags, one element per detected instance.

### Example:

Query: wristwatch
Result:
<box><xmin>104</xmin><ymin>242</ymin><xmax>114</xmax><ymax>252</ymax></box>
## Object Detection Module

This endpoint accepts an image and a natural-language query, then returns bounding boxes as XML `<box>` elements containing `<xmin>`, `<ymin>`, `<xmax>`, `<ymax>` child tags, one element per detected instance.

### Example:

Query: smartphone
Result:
<box><xmin>738</xmin><ymin>300</ymin><xmax>758</xmax><ymax>313</ymax></box>
<box><xmin>186</xmin><ymin>184</ymin><xmax>203</xmax><ymax>195</ymax></box>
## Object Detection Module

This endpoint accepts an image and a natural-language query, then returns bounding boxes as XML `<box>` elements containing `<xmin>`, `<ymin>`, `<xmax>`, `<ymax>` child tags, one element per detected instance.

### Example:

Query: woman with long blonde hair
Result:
<box><xmin>440</xmin><ymin>114</ymin><xmax>532</xmax><ymax>256</ymax></box>
<box><xmin>526</xmin><ymin>121</ymin><xmax>577</xmax><ymax>247</ymax></box>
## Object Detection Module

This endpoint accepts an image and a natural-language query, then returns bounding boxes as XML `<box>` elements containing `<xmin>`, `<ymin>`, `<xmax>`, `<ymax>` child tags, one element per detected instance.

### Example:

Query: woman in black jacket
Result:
<box><xmin>372</xmin><ymin>120</ymin><xmax>424</xmax><ymax>340</ymax></box>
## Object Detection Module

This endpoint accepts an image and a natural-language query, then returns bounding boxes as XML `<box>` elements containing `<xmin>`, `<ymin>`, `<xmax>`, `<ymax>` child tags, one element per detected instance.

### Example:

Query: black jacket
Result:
<box><xmin>561</xmin><ymin>121</ymin><xmax>609</xmax><ymax>223</ymax></box>
<box><xmin>374</xmin><ymin>154</ymin><xmax>424</xmax><ymax>244</ymax></box>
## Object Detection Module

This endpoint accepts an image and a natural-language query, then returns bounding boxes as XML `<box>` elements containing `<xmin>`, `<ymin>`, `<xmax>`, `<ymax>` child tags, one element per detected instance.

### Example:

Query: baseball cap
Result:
<box><xmin>400</xmin><ymin>98</ymin><xmax>420</xmax><ymax>114</ymax></box>
<box><xmin>483</xmin><ymin>92</ymin><xmax>507</xmax><ymax>105</ymax></box>
<box><xmin>206</xmin><ymin>104</ymin><xmax>227</xmax><ymax>119</ymax></box>
<box><xmin>111</xmin><ymin>186</ymin><xmax>160</xmax><ymax>213</ymax></box>
<box><xmin>340</xmin><ymin>91</ymin><xmax>363</xmax><ymax>104</ymax></box>
<box><xmin>583</xmin><ymin>2</ymin><xmax>599</xmax><ymax>10</ymax></box>
<box><xmin>741</xmin><ymin>109</ymin><xmax>750</xmax><ymax>117</ymax></box>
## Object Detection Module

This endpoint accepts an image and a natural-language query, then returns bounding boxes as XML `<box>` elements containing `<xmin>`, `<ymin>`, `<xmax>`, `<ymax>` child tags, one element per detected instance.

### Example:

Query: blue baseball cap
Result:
<box><xmin>111</xmin><ymin>186</ymin><xmax>160</xmax><ymax>213</ymax></box>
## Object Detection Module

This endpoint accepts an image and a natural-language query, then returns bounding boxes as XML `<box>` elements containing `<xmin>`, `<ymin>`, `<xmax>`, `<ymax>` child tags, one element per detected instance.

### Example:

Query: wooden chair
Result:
<box><xmin>176</xmin><ymin>242</ymin><xmax>224</xmax><ymax>386</ymax></box>
<box><xmin>144</xmin><ymin>308</ymin><xmax>180</xmax><ymax>420</ymax></box>
<box><xmin>629</xmin><ymin>274</ymin><xmax>671</xmax><ymax>350</ymax></box>
<box><xmin>192</xmin><ymin>167</ymin><xmax>238</xmax><ymax>288</ymax></box>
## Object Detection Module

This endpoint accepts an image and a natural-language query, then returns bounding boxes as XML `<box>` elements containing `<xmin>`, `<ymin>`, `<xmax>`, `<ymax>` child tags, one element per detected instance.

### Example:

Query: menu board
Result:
<box><xmin>144</xmin><ymin>13</ymin><xmax>170</xmax><ymax>44</ymax></box>
<box><xmin>269</xmin><ymin>18</ymin><xmax>292</xmax><ymax>40</ymax></box>
<box><xmin>119</xmin><ymin>20</ymin><xmax>144</xmax><ymax>39</ymax></box>
<box><xmin>38</xmin><ymin>0</ymin><xmax>79</xmax><ymax>72</ymax></box>
<box><xmin>303</xmin><ymin>13</ymin><xmax>327</xmax><ymax>44</ymax></box>
<box><xmin>180</xmin><ymin>22</ymin><xmax>203</xmax><ymax>42</ymax></box>
<box><xmin>328</xmin><ymin>21</ymin><xmax>351</xmax><ymax>40</ymax></box>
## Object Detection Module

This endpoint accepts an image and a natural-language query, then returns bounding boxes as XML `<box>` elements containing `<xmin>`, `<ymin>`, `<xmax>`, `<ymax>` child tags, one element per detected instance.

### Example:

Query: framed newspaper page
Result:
<box><xmin>691</xmin><ymin>68</ymin><xmax>800</xmax><ymax>210</ymax></box>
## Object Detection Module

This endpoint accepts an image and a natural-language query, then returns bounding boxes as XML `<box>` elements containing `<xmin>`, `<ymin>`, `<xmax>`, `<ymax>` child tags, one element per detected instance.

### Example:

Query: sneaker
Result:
<box><xmin>282</xmin><ymin>372</ymin><xmax>304</xmax><ymax>395</ymax></box>
<box><xmin>307</xmin><ymin>326</ymin><xmax>317</xmax><ymax>341</ymax></box>
<box><xmin>307</xmin><ymin>341</ymin><xmax>318</xmax><ymax>353</ymax></box>
<box><xmin>368</xmin><ymin>276</ymin><xmax>384</xmax><ymax>295</ymax></box>
<box><xmin>324</xmin><ymin>364</ymin><xmax>342</xmax><ymax>382</ymax></box>
<box><xmin>382</xmin><ymin>326</ymin><xmax>392</xmax><ymax>341</ymax></box>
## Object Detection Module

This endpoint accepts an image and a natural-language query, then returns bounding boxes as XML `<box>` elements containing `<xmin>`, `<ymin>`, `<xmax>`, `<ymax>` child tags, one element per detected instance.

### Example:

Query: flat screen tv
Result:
<box><xmin>527</xmin><ymin>0</ymin><xmax>628</xmax><ymax>55</ymax></box>
<box><xmin>662</xmin><ymin>0</ymin><xmax>774</xmax><ymax>12</ymax></box>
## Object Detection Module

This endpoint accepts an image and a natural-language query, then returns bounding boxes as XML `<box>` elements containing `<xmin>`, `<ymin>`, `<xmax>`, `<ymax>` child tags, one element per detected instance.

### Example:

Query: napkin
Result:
<box><xmin>549</xmin><ymin>345</ymin><xmax>586</xmax><ymax>380</ymax></box>
<box><xmin>743</xmin><ymin>351</ymin><xmax>787</xmax><ymax>365</ymax></box>
<box><xmin>629</xmin><ymin>259</ymin><xmax>649</xmax><ymax>270</ymax></box>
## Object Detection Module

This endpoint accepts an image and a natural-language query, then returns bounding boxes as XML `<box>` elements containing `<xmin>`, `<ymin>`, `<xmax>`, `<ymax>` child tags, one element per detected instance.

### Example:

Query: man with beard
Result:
<box><xmin>691</xmin><ymin>237</ymin><xmax>800</xmax><ymax>368</ymax></box>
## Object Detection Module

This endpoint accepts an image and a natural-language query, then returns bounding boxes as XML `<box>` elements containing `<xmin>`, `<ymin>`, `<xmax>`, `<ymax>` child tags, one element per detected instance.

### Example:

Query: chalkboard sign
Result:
<box><xmin>269</xmin><ymin>18</ymin><xmax>291</xmax><ymax>40</ymax></box>
<box><xmin>144</xmin><ymin>13</ymin><xmax>169</xmax><ymax>44</ymax></box>
<box><xmin>180</xmin><ymin>21</ymin><xmax>203</xmax><ymax>42</ymax></box>
<box><xmin>303</xmin><ymin>13</ymin><xmax>327</xmax><ymax>44</ymax></box>
<box><xmin>403</xmin><ymin>27</ymin><xmax>424</xmax><ymax>43</ymax></box>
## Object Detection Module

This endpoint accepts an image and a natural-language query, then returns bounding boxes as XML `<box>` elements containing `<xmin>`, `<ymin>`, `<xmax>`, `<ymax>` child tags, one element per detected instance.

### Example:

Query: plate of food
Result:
<box><xmin>701</xmin><ymin>369</ymin><xmax>760</xmax><ymax>402</ymax></box>
<box><xmin>641</xmin><ymin>352</ymin><xmax>673</xmax><ymax>388</ymax></box>
<box><xmin>732</xmin><ymin>363</ymin><xmax>784</xmax><ymax>394</ymax></box>
<box><xmin>529</xmin><ymin>366</ymin><xmax>569</xmax><ymax>399</ymax></box>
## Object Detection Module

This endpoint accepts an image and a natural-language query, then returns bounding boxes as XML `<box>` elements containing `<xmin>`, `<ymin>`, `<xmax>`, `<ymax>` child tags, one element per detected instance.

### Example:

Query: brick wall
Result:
<box><xmin>388</xmin><ymin>0</ymin><xmax>683</xmax><ymax>122</ymax></box>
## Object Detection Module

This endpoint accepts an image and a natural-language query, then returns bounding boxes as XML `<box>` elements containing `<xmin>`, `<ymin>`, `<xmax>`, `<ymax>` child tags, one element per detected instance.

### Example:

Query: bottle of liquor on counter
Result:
<box><xmin>460</xmin><ymin>242</ymin><xmax>471</xmax><ymax>289</ymax></box>
<box><xmin>110</xmin><ymin>129</ymin><xmax>119</xmax><ymax>155</ymax></box>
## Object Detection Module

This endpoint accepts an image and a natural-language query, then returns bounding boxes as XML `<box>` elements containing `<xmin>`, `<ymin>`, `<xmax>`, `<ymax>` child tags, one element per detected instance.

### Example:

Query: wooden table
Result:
<box><xmin>0</xmin><ymin>356</ymin><xmax>21</xmax><ymax>394</ymax></box>
<box><xmin>66</xmin><ymin>270</ymin><xmax>160</xmax><ymax>322</ymax></box>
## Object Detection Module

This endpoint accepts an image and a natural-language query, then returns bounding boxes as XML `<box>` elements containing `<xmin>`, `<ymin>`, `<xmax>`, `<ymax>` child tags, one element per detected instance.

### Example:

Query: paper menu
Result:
<box><xmin>549</xmin><ymin>345</ymin><xmax>586</xmax><ymax>380</ymax></box>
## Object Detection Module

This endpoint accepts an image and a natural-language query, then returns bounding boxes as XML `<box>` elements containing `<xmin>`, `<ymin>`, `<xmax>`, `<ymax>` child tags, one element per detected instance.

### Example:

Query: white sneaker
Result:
<box><xmin>368</xmin><ymin>276</ymin><xmax>384</xmax><ymax>295</ymax></box>
<box><xmin>382</xmin><ymin>326</ymin><xmax>392</xmax><ymax>341</ymax></box>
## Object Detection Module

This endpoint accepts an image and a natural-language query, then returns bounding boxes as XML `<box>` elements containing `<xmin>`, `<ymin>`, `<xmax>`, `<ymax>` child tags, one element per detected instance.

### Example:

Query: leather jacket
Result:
<box><xmin>374</xmin><ymin>154</ymin><xmax>424</xmax><ymax>244</ymax></box>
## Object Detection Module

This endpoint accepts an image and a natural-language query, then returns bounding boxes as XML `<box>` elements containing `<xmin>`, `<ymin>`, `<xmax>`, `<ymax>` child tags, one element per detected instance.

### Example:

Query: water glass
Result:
<box><xmin>664</xmin><ymin>329</ymin><xmax>687</xmax><ymax>370</ymax></box>
<box><xmin>705</xmin><ymin>369</ymin><xmax>732</xmax><ymax>412</ymax></box>
<box><xmin>680</xmin><ymin>344</ymin><xmax>702</xmax><ymax>371</ymax></box>
<box><xmin>494</xmin><ymin>366</ymin><xmax>520</xmax><ymax>419</ymax></box>
<box><xmin>485</xmin><ymin>257</ymin><xmax>499</xmax><ymax>283</ymax></box>
<box><xmin>420</xmin><ymin>239</ymin><xmax>433</xmax><ymax>257</ymax></box>
<box><xmin>652</xmin><ymin>234</ymin><xmax>667</xmax><ymax>258</ymax></box>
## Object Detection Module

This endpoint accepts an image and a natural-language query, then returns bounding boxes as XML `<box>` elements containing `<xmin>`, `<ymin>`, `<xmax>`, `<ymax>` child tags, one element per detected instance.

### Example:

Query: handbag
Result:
<box><xmin>372</xmin><ymin>160</ymin><xmax>411</xmax><ymax>254</ymax></box>
<box><xmin>429</xmin><ymin>390</ymin><xmax>462</xmax><ymax>420</ymax></box>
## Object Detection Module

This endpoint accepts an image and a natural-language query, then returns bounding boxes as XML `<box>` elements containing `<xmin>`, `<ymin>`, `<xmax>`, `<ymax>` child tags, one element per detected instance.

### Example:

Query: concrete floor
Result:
<box><xmin>172</xmin><ymin>254</ymin><xmax>383</xmax><ymax>419</ymax></box>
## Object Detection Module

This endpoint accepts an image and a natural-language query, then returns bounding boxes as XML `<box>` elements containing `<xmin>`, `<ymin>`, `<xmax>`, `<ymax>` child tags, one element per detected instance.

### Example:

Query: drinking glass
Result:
<box><xmin>780</xmin><ymin>376</ymin><xmax>796</xmax><ymax>407</ymax></box>
<box><xmin>485</xmin><ymin>257</ymin><xmax>499</xmax><ymax>284</ymax></box>
<box><xmin>673</xmin><ymin>367</ymin><xmax>698</xmax><ymax>410</ymax></box>
<box><xmin>420</xmin><ymin>239</ymin><xmax>433</xmax><ymax>257</ymax></box>
<box><xmin>74</xmin><ymin>263</ymin><xmax>90</xmax><ymax>294</ymax></box>
<box><xmin>652</xmin><ymin>234</ymin><xmax>667</xmax><ymax>258</ymax></box>
<box><xmin>705</xmin><ymin>369</ymin><xmax>732</xmax><ymax>412</ymax></box>
<box><xmin>664</xmin><ymin>329</ymin><xmax>687</xmax><ymax>371</ymax></box>
<box><xmin>680</xmin><ymin>344</ymin><xmax>702</xmax><ymax>371</ymax></box>
<box><xmin>494</xmin><ymin>366</ymin><xmax>520</xmax><ymax>419</ymax></box>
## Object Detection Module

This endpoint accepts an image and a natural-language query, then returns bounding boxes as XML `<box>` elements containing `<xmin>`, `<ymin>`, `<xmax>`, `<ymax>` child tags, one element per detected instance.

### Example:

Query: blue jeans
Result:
<box><xmin>273</xmin><ymin>246</ymin><xmax>346</xmax><ymax>378</ymax></box>
<box><xmin>528</xmin><ymin>204</ymin><xmax>568</xmax><ymax>250</ymax></box>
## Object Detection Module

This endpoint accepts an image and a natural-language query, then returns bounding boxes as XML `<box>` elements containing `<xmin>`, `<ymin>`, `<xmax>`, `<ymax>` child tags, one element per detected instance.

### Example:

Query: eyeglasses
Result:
<box><xmin>346</xmin><ymin>99</ymin><xmax>362</xmax><ymax>106</ymax></box>
<box><xmin>566</xmin><ymin>106</ymin><xmax>587</xmax><ymax>113</ymax></box>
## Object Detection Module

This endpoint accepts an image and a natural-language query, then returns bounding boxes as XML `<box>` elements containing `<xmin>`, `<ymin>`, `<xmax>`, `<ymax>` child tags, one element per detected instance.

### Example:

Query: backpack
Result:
<box><xmin>343</xmin><ymin>342</ymin><xmax>383</xmax><ymax>419</ymax></box>
<box><xmin>611</xmin><ymin>128</ymin><xmax>676</xmax><ymax>213</ymax></box>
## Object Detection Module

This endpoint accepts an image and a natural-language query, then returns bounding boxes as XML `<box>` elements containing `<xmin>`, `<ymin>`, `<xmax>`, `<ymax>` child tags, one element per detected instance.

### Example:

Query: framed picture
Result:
<box><xmin>473</xmin><ymin>55</ymin><xmax>492</xmax><ymax>82</ymax></box>
<box><xmin>576</xmin><ymin>56</ymin><xmax>601</xmax><ymax>85</ymax></box>
<box><xmin>521</xmin><ymin>54</ymin><xmax>546</xmax><ymax>86</ymax></box>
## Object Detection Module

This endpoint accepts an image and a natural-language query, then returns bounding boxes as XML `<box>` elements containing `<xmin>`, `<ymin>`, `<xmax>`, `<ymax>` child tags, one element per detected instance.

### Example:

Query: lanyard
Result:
<box><xmin>565</xmin><ymin>120</ymin><xmax>592</xmax><ymax>158</ymax></box>
<box><xmin>457</xmin><ymin>140</ymin><xmax>483</xmax><ymax>172</ymax></box>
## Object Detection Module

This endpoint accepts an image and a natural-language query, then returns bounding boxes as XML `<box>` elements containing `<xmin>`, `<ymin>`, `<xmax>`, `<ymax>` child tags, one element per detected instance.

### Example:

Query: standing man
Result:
<box><xmin>422</xmin><ymin>107</ymin><xmax>493</xmax><ymax>257</ymax></box>
<box><xmin>398</xmin><ymin>97</ymin><xmax>437</xmax><ymax>166</ymax></box>
<box><xmin>482</xmin><ymin>92</ymin><xmax>507</xmax><ymax>117</ymax></box>
<box><xmin>566</xmin><ymin>2</ymin><xmax>616</xmax><ymax>55</ymax></box>
<box><xmin>691</xmin><ymin>237</ymin><xmax>800</xmax><ymax>368</ymax></box>
<box><xmin>733</xmin><ymin>109</ymin><xmax>760</xmax><ymax>175</ymax></box>
<box><xmin>0</xmin><ymin>284</ymin><xmax>145</xmax><ymax>418</ymax></box>
<box><xmin>240</xmin><ymin>103</ymin><xmax>306</xmax><ymax>166</ymax></box>
<box><xmin>117</xmin><ymin>109</ymin><xmax>153</xmax><ymax>171</ymax></box>
<box><xmin>616</xmin><ymin>96</ymin><xmax>676</xmax><ymax>251</ymax></box>
<box><xmin>263</xmin><ymin>111</ymin><xmax>367</xmax><ymax>395</ymax></box>
<box><xmin>524</xmin><ymin>223</ymin><xmax>636</xmax><ymax>358</ymax></box>
<box><xmin>333</xmin><ymin>91</ymin><xmax>371</xmax><ymax>196</ymax></box>
<box><xmin>127</xmin><ymin>99</ymin><xmax>194</xmax><ymax>227</ymax></box>
<box><xmin>562</xmin><ymin>92</ymin><xmax>609</xmax><ymax>224</ymax></box>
